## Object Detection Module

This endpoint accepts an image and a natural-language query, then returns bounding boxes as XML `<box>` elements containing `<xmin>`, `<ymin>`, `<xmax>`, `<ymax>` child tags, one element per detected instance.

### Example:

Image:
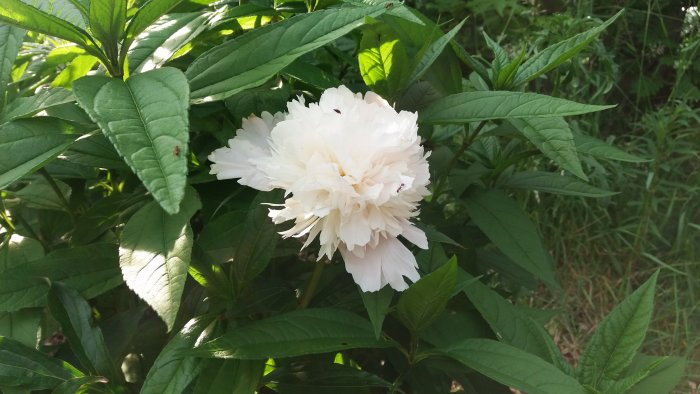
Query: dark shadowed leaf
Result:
<box><xmin>47</xmin><ymin>282</ymin><xmax>116</xmax><ymax>378</ymax></box>
<box><xmin>464</xmin><ymin>189</ymin><xmax>557</xmax><ymax>287</ymax></box>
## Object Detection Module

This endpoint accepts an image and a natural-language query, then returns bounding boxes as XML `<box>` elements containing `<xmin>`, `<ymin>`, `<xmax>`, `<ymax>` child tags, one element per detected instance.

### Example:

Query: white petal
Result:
<box><xmin>208</xmin><ymin>112</ymin><xmax>284</xmax><ymax>191</ymax></box>
<box><xmin>399</xmin><ymin>221</ymin><xmax>428</xmax><ymax>249</ymax></box>
<box><xmin>339</xmin><ymin>244</ymin><xmax>382</xmax><ymax>292</ymax></box>
<box><xmin>340</xmin><ymin>237</ymin><xmax>420</xmax><ymax>292</ymax></box>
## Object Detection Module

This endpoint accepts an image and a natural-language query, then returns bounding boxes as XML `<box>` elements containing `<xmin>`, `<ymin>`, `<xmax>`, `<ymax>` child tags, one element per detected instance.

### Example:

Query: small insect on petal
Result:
<box><xmin>334</xmin><ymin>109</ymin><xmax>341</xmax><ymax>114</ymax></box>
<box><xmin>174</xmin><ymin>145</ymin><xmax>181</xmax><ymax>156</ymax></box>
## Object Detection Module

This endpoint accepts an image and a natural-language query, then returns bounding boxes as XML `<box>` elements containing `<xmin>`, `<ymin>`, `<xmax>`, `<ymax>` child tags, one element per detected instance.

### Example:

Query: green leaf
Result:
<box><xmin>358</xmin><ymin>23</ymin><xmax>410</xmax><ymax>99</ymax></box>
<box><xmin>506</xmin><ymin>171</ymin><xmax>617</xmax><ymax>198</ymax></box>
<box><xmin>406</xmin><ymin>18</ymin><xmax>465</xmax><ymax>87</ymax></box>
<box><xmin>230</xmin><ymin>192</ymin><xmax>279</xmax><ymax>284</ymax></box>
<box><xmin>194</xmin><ymin>359</ymin><xmax>264</xmax><ymax>394</ymax></box>
<box><xmin>270</xmin><ymin>363</ymin><xmax>392</xmax><ymax>393</ymax></box>
<box><xmin>0</xmin><ymin>0</ymin><xmax>95</xmax><ymax>50</ymax></box>
<box><xmin>627</xmin><ymin>355</ymin><xmax>686</xmax><ymax>394</ymax></box>
<box><xmin>283</xmin><ymin>60</ymin><xmax>342</xmax><ymax>90</ymax></box>
<box><xmin>419</xmin><ymin>91</ymin><xmax>614</xmax><ymax>124</ymax></box>
<box><xmin>73</xmin><ymin>67</ymin><xmax>190</xmax><ymax>214</ymax></box>
<box><xmin>0</xmin><ymin>243</ymin><xmax>122</xmax><ymax>312</ymax></box>
<box><xmin>574</xmin><ymin>133</ymin><xmax>648</xmax><ymax>163</ymax></box>
<box><xmin>0</xmin><ymin>336</ymin><xmax>83</xmax><ymax>390</ymax></box>
<box><xmin>0</xmin><ymin>88</ymin><xmax>75</xmax><ymax>123</ymax></box>
<box><xmin>72</xmin><ymin>193</ymin><xmax>143</xmax><ymax>245</ymax></box>
<box><xmin>464</xmin><ymin>188</ymin><xmax>557</xmax><ymax>287</ymax></box>
<box><xmin>396</xmin><ymin>257</ymin><xmax>457</xmax><ymax>331</ymax></box>
<box><xmin>22</xmin><ymin>0</ymin><xmax>88</xmax><ymax>28</ymax></box>
<box><xmin>119</xmin><ymin>188</ymin><xmax>201</xmax><ymax>331</ymax></box>
<box><xmin>52</xmin><ymin>376</ymin><xmax>108</xmax><ymax>394</ymax></box>
<box><xmin>122</xmin><ymin>0</ymin><xmax>185</xmax><ymax>57</ymax></box>
<box><xmin>360</xmin><ymin>286</ymin><xmax>393</xmax><ymax>339</ymax></box>
<box><xmin>0</xmin><ymin>309</ymin><xmax>42</xmax><ymax>348</ymax></box>
<box><xmin>51</xmin><ymin>54</ymin><xmax>99</xmax><ymax>89</ymax></box>
<box><xmin>141</xmin><ymin>316</ymin><xmax>213</xmax><ymax>394</ymax></box>
<box><xmin>0</xmin><ymin>25</ymin><xmax>25</xmax><ymax>110</ymax></box>
<box><xmin>461</xmin><ymin>270</ymin><xmax>571</xmax><ymax>372</ymax></box>
<box><xmin>513</xmin><ymin>10</ymin><xmax>624</xmax><ymax>86</ymax></box>
<box><xmin>128</xmin><ymin>12</ymin><xmax>209</xmax><ymax>74</ymax></box>
<box><xmin>0</xmin><ymin>118</ymin><xmax>79</xmax><ymax>189</ymax></box>
<box><xmin>0</xmin><ymin>233</ymin><xmax>43</xmax><ymax>272</ymax></box>
<box><xmin>510</xmin><ymin>116</ymin><xmax>587</xmax><ymax>180</ymax></box>
<box><xmin>576</xmin><ymin>272</ymin><xmax>659</xmax><ymax>387</ymax></box>
<box><xmin>62</xmin><ymin>132</ymin><xmax>126</xmax><ymax>170</ymax></box>
<box><xmin>187</xmin><ymin>5</ymin><xmax>386</xmax><ymax>103</ymax></box>
<box><xmin>88</xmin><ymin>0</ymin><xmax>126</xmax><ymax>59</ymax></box>
<box><xmin>47</xmin><ymin>282</ymin><xmax>116</xmax><ymax>378</ymax></box>
<box><xmin>15</xmin><ymin>177</ymin><xmax>72</xmax><ymax>211</ymax></box>
<box><xmin>443</xmin><ymin>339</ymin><xmax>587</xmax><ymax>394</ymax></box>
<box><xmin>197</xmin><ymin>308</ymin><xmax>390</xmax><ymax>359</ymax></box>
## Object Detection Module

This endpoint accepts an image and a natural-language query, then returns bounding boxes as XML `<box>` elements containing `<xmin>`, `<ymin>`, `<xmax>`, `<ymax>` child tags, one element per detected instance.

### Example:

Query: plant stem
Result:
<box><xmin>299</xmin><ymin>261</ymin><xmax>325</xmax><ymax>308</ymax></box>
<box><xmin>0</xmin><ymin>198</ymin><xmax>15</xmax><ymax>233</ymax></box>
<box><xmin>38</xmin><ymin>168</ymin><xmax>75</xmax><ymax>223</ymax></box>
<box><xmin>429</xmin><ymin>121</ymin><xmax>485</xmax><ymax>207</ymax></box>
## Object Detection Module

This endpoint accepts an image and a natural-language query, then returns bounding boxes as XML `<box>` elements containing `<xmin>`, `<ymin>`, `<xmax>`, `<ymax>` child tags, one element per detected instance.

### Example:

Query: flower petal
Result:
<box><xmin>341</xmin><ymin>237</ymin><xmax>420</xmax><ymax>292</ymax></box>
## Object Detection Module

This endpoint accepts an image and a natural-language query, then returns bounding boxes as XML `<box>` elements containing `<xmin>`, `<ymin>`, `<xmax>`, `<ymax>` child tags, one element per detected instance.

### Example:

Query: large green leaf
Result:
<box><xmin>0</xmin><ymin>243</ymin><xmax>121</xmax><ymax>312</ymax></box>
<box><xmin>0</xmin><ymin>25</ymin><xmax>25</xmax><ymax>110</ymax></box>
<box><xmin>358</xmin><ymin>23</ymin><xmax>410</xmax><ymax>100</ymax></box>
<box><xmin>128</xmin><ymin>12</ymin><xmax>210</xmax><ymax>74</ymax></box>
<box><xmin>510</xmin><ymin>116</ymin><xmax>587</xmax><ymax>180</ymax></box>
<box><xmin>396</xmin><ymin>257</ymin><xmax>457</xmax><ymax>332</ymax></box>
<box><xmin>0</xmin><ymin>88</ymin><xmax>75</xmax><ymax>123</ymax></box>
<box><xmin>576</xmin><ymin>272</ymin><xmax>659</xmax><ymax>387</ymax></box>
<box><xmin>574</xmin><ymin>133</ymin><xmax>648</xmax><ymax>163</ymax></box>
<box><xmin>141</xmin><ymin>316</ymin><xmax>212</xmax><ymax>394</ymax></box>
<box><xmin>462</xmin><ymin>271</ymin><xmax>570</xmax><ymax>372</ymax></box>
<box><xmin>197</xmin><ymin>308</ymin><xmax>389</xmax><ymax>359</ymax></box>
<box><xmin>122</xmin><ymin>0</ymin><xmax>185</xmax><ymax>57</ymax></box>
<box><xmin>88</xmin><ymin>0</ymin><xmax>126</xmax><ymax>60</ymax></box>
<box><xmin>464</xmin><ymin>189</ymin><xmax>557</xmax><ymax>287</ymax></box>
<box><xmin>506</xmin><ymin>171</ymin><xmax>616</xmax><ymax>197</ymax></box>
<box><xmin>186</xmin><ymin>5</ymin><xmax>386</xmax><ymax>103</ymax></box>
<box><xmin>0</xmin><ymin>118</ymin><xmax>78</xmax><ymax>189</ymax></box>
<box><xmin>73</xmin><ymin>67</ymin><xmax>190</xmax><ymax>214</ymax></box>
<box><xmin>119</xmin><ymin>189</ymin><xmax>201</xmax><ymax>331</ymax></box>
<box><xmin>47</xmin><ymin>283</ymin><xmax>116</xmax><ymax>378</ymax></box>
<box><xmin>443</xmin><ymin>339</ymin><xmax>587</xmax><ymax>394</ymax></box>
<box><xmin>513</xmin><ymin>10</ymin><xmax>624</xmax><ymax>86</ymax></box>
<box><xmin>0</xmin><ymin>336</ymin><xmax>83</xmax><ymax>390</ymax></box>
<box><xmin>419</xmin><ymin>91</ymin><xmax>614</xmax><ymax>124</ymax></box>
<box><xmin>0</xmin><ymin>0</ymin><xmax>96</xmax><ymax>50</ymax></box>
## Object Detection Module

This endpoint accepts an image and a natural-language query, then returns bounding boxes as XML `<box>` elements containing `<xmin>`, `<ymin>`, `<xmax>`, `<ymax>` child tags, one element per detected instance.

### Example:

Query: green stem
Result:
<box><xmin>429</xmin><ymin>121</ymin><xmax>485</xmax><ymax>207</ymax></box>
<box><xmin>38</xmin><ymin>169</ymin><xmax>75</xmax><ymax>223</ymax></box>
<box><xmin>299</xmin><ymin>261</ymin><xmax>325</xmax><ymax>308</ymax></box>
<box><xmin>0</xmin><ymin>198</ymin><xmax>15</xmax><ymax>233</ymax></box>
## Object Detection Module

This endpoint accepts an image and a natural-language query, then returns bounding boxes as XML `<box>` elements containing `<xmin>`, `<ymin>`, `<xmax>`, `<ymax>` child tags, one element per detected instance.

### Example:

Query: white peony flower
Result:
<box><xmin>208</xmin><ymin>86</ymin><xmax>431</xmax><ymax>292</ymax></box>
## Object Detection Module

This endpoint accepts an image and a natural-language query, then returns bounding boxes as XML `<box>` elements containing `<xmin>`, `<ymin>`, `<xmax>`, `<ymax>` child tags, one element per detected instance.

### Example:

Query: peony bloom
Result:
<box><xmin>208</xmin><ymin>86</ymin><xmax>430</xmax><ymax>292</ymax></box>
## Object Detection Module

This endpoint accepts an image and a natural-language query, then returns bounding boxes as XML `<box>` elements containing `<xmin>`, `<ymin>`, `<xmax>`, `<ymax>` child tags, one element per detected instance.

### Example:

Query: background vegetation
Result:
<box><xmin>409</xmin><ymin>0</ymin><xmax>700</xmax><ymax>389</ymax></box>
